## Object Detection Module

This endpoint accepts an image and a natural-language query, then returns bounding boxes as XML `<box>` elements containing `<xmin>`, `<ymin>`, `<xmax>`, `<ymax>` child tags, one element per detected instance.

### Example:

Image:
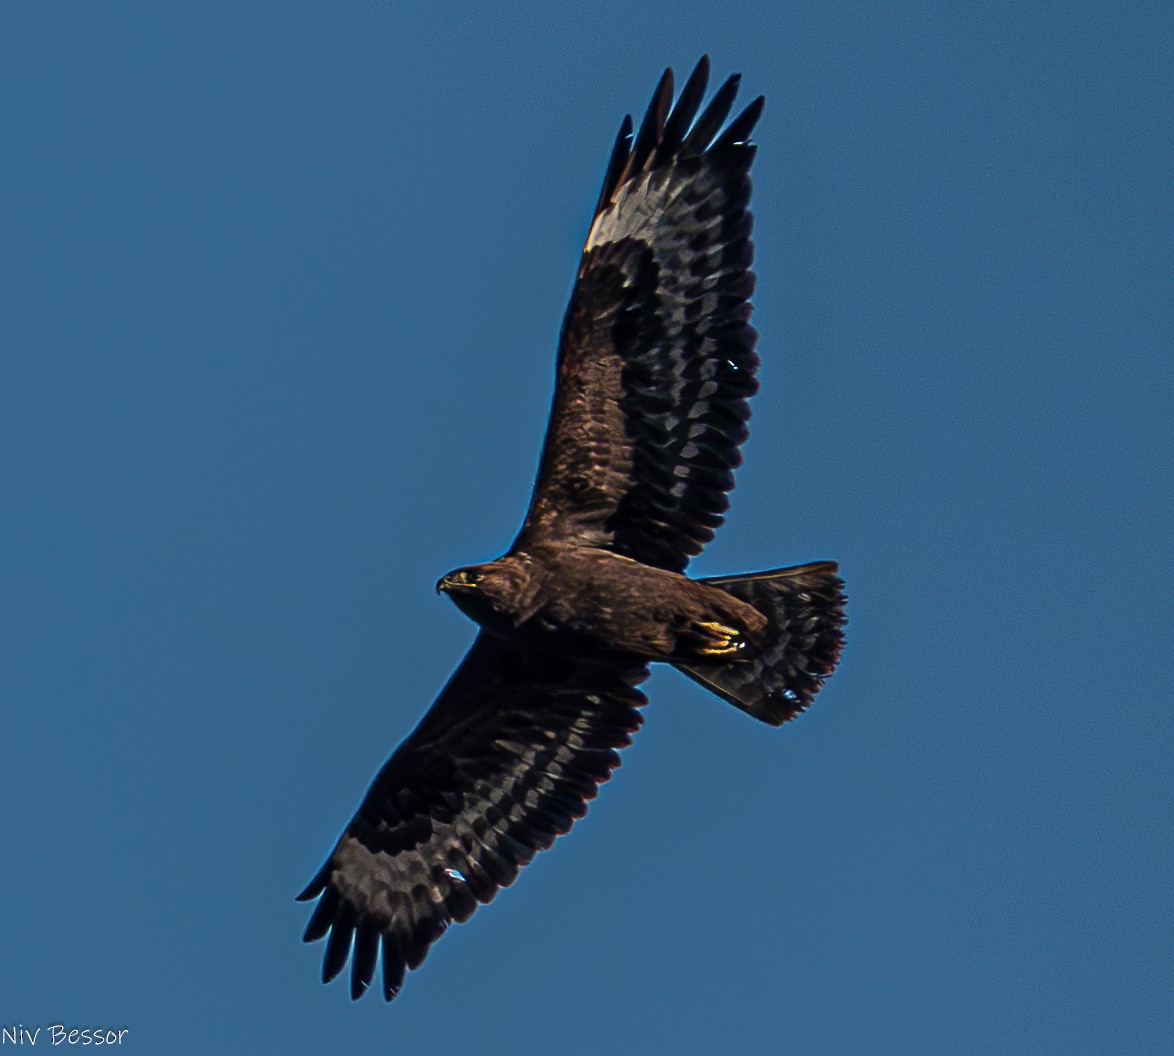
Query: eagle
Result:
<box><xmin>298</xmin><ymin>57</ymin><xmax>846</xmax><ymax>1002</ymax></box>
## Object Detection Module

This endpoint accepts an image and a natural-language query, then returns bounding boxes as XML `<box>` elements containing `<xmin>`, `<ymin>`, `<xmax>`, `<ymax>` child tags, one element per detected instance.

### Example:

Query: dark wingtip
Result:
<box><xmin>658</xmin><ymin>56</ymin><xmax>711</xmax><ymax>161</ymax></box>
<box><xmin>683</xmin><ymin>72</ymin><xmax>742</xmax><ymax>155</ymax></box>
<box><xmin>301</xmin><ymin>886</ymin><xmax>339</xmax><ymax>943</ymax></box>
<box><xmin>627</xmin><ymin>66</ymin><xmax>674</xmax><ymax>178</ymax></box>
<box><xmin>595</xmin><ymin>60</ymin><xmax>761</xmax><ymax>215</ymax></box>
<box><xmin>295</xmin><ymin>881</ymin><xmax>324</xmax><ymax>903</ymax></box>
<box><xmin>713</xmin><ymin>94</ymin><xmax>765</xmax><ymax>149</ymax></box>
<box><xmin>319</xmin><ymin>897</ymin><xmax>356</xmax><ymax>983</ymax></box>
<box><xmin>295</xmin><ymin>860</ymin><xmax>330</xmax><ymax>902</ymax></box>
<box><xmin>593</xmin><ymin>113</ymin><xmax>635</xmax><ymax>217</ymax></box>
<box><xmin>381</xmin><ymin>932</ymin><xmax>407</xmax><ymax>1001</ymax></box>
<box><xmin>350</xmin><ymin>925</ymin><xmax>380</xmax><ymax>1000</ymax></box>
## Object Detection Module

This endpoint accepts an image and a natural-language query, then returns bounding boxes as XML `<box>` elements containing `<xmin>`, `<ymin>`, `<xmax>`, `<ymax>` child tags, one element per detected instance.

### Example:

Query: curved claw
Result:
<box><xmin>693</xmin><ymin>620</ymin><xmax>747</xmax><ymax>657</ymax></box>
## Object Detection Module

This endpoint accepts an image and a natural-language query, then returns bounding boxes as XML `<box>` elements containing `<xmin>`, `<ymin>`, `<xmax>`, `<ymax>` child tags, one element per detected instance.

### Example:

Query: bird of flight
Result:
<box><xmin>299</xmin><ymin>56</ymin><xmax>846</xmax><ymax>1002</ymax></box>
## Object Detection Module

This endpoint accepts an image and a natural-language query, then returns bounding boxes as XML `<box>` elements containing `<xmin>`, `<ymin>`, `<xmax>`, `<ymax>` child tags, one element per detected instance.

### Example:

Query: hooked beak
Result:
<box><xmin>436</xmin><ymin>571</ymin><xmax>477</xmax><ymax>595</ymax></box>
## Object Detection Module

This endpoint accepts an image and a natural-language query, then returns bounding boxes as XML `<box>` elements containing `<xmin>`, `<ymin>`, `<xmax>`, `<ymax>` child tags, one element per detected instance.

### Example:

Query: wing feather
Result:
<box><xmin>298</xmin><ymin>634</ymin><xmax>647</xmax><ymax>1001</ymax></box>
<box><xmin>626</xmin><ymin>67</ymin><xmax>674</xmax><ymax>178</ymax></box>
<box><xmin>682</xmin><ymin>73</ymin><xmax>743</xmax><ymax>154</ymax></box>
<box><xmin>593</xmin><ymin>114</ymin><xmax>634</xmax><ymax>218</ymax></box>
<box><xmin>517</xmin><ymin>58</ymin><xmax>764</xmax><ymax>572</ymax></box>
<box><xmin>656</xmin><ymin>57</ymin><xmax>709</xmax><ymax>161</ymax></box>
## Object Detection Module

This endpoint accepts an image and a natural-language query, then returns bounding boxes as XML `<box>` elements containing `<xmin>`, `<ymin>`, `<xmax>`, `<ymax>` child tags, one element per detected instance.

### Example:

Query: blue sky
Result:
<box><xmin>2</xmin><ymin>1</ymin><xmax>1170</xmax><ymax>1053</ymax></box>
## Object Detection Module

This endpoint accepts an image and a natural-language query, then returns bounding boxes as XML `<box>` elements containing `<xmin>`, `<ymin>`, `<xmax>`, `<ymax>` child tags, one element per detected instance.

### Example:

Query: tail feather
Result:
<box><xmin>674</xmin><ymin>561</ymin><xmax>846</xmax><ymax>726</ymax></box>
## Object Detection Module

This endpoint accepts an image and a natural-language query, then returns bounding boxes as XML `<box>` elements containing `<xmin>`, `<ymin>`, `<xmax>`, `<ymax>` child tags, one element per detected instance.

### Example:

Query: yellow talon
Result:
<box><xmin>695</xmin><ymin>621</ymin><xmax>745</xmax><ymax>657</ymax></box>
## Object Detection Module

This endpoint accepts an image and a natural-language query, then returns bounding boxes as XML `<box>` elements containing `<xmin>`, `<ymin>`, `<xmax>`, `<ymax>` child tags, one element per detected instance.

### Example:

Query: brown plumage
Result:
<box><xmin>298</xmin><ymin>57</ymin><xmax>846</xmax><ymax>1003</ymax></box>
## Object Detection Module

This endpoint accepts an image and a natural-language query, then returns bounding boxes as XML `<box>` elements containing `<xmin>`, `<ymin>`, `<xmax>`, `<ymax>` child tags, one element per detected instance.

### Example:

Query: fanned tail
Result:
<box><xmin>674</xmin><ymin>562</ymin><xmax>846</xmax><ymax>726</ymax></box>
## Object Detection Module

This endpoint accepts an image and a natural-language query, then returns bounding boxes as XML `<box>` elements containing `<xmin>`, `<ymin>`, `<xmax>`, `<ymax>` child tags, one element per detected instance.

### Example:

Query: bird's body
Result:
<box><xmin>299</xmin><ymin>57</ymin><xmax>846</xmax><ymax>1003</ymax></box>
<box><xmin>439</xmin><ymin>545</ymin><xmax>767</xmax><ymax>663</ymax></box>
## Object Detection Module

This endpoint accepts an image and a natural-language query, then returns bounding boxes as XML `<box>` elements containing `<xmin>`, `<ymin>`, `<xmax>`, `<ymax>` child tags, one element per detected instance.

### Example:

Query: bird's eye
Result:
<box><xmin>463</xmin><ymin>569</ymin><xmax>481</xmax><ymax>585</ymax></box>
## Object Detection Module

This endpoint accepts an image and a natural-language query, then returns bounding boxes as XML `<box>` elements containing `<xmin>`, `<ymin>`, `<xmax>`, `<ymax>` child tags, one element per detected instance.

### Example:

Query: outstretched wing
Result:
<box><xmin>516</xmin><ymin>57</ymin><xmax>764</xmax><ymax>573</ymax></box>
<box><xmin>297</xmin><ymin>634</ymin><xmax>647</xmax><ymax>1001</ymax></box>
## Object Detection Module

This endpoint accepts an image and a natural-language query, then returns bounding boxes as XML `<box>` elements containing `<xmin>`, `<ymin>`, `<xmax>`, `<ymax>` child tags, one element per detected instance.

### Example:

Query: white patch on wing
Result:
<box><xmin>586</xmin><ymin>169</ymin><xmax>679</xmax><ymax>250</ymax></box>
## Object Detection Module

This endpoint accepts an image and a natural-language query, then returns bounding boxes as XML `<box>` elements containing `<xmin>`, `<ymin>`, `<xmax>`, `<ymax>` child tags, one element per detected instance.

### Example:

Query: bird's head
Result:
<box><xmin>435</xmin><ymin>565</ymin><xmax>488</xmax><ymax>595</ymax></box>
<box><xmin>436</xmin><ymin>556</ymin><xmax>534</xmax><ymax>626</ymax></box>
